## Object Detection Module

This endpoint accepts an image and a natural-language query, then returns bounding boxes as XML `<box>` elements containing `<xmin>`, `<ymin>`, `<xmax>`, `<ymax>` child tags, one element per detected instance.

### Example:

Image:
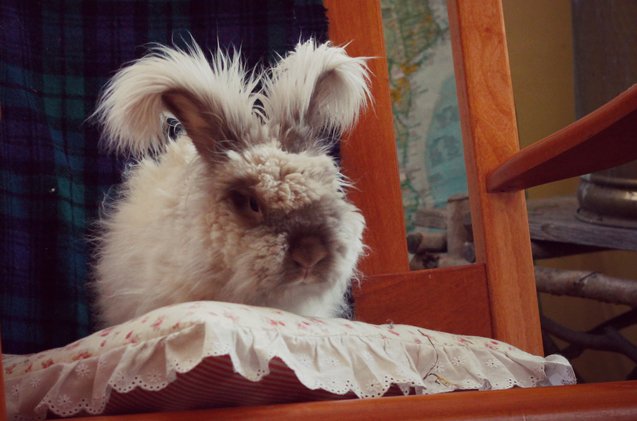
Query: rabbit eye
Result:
<box><xmin>248</xmin><ymin>196</ymin><xmax>260</xmax><ymax>213</ymax></box>
<box><xmin>228</xmin><ymin>190</ymin><xmax>263</xmax><ymax>223</ymax></box>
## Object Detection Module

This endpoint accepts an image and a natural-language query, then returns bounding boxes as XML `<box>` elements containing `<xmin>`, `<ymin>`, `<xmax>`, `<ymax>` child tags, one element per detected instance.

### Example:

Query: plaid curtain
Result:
<box><xmin>1</xmin><ymin>0</ymin><xmax>328</xmax><ymax>354</ymax></box>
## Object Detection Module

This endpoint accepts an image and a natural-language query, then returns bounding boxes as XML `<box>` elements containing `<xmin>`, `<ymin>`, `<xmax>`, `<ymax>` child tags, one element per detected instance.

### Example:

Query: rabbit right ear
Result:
<box><xmin>262</xmin><ymin>40</ymin><xmax>371</xmax><ymax>152</ymax></box>
<box><xmin>93</xmin><ymin>43</ymin><xmax>259</xmax><ymax>161</ymax></box>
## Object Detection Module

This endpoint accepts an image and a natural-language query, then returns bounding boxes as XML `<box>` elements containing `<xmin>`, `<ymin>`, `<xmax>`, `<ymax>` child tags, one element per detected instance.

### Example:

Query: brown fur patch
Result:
<box><xmin>162</xmin><ymin>89</ymin><xmax>230</xmax><ymax>163</ymax></box>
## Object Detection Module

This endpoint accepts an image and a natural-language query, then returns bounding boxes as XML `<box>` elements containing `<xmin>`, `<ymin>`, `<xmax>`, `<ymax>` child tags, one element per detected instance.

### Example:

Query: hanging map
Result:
<box><xmin>381</xmin><ymin>0</ymin><xmax>467</xmax><ymax>233</ymax></box>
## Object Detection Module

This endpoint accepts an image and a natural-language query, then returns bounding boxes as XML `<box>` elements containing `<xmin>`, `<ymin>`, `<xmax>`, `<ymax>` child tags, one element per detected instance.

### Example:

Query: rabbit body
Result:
<box><xmin>93</xmin><ymin>40</ymin><xmax>370</xmax><ymax>327</ymax></box>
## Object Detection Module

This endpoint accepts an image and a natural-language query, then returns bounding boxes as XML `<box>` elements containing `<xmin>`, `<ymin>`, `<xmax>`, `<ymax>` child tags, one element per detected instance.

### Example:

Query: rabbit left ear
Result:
<box><xmin>162</xmin><ymin>89</ymin><xmax>233</xmax><ymax>163</ymax></box>
<box><xmin>93</xmin><ymin>43</ymin><xmax>259</xmax><ymax>160</ymax></box>
<box><xmin>262</xmin><ymin>40</ymin><xmax>371</xmax><ymax>152</ymax></box>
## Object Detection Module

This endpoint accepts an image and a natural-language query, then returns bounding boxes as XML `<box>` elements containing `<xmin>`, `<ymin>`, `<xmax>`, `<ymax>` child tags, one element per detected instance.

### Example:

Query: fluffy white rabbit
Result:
<box><xmin>92</xmin><ymin>40</ymin><xmax>371</xmax><ymax>327</ymax></box>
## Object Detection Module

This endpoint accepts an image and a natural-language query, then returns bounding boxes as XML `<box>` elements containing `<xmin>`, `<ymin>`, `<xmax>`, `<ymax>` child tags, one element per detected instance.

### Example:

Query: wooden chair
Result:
<box><xmin>3</xmin><ymin>0</ymin><xmax>637</xmax><ymax>419</ymax></box>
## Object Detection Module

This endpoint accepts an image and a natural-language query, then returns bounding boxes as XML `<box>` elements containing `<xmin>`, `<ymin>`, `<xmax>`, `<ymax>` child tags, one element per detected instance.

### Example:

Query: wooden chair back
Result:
<box><xmin>328</xmin><ymin>0</ymin><xmax>541</xmax><ymax>354</ymax></box>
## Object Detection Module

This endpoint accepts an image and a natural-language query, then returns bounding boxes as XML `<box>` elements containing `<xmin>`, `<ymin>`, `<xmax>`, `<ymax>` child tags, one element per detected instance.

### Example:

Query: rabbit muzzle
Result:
<box><xmin>287</xmin><ymin>235</ymin><xmax>329</xmax><ymax>283</ymax></box>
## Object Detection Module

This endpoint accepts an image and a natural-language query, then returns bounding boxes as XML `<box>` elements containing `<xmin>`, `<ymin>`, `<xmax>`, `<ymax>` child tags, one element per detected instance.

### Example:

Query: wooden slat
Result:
<box><xmin>447</xmin><ymin>0</ymin><xmax>542</xmax><ymax>354</ymax></box>
<box><xmin>488</xmin><ymin>85</ymin><xmax>637</xmax><ymax>192</ymax></box>
<box><xmin>325</xmin><ymin>0</ymin><xmax>409</xmax><ymax>275</ymax></box>
<box><xmin>80</xmin><ymin>381</ymin><xmax>637</xmax><ymax>421</ymax></box>
<box><xmin>353</xmin><ymin>264</ymin><xmax>492</xmax><ymax>338</ymax></box>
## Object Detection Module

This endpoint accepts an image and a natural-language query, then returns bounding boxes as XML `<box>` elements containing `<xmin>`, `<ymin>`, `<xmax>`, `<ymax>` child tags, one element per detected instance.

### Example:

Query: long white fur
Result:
<box><xmin>93</xmin><ymin>40</ymin><xmax>370</xmax><ymax>327</ymax></box>
<box><xmin>93</xmin><ymin>43</ymin><xmax>260</xmax><ymax>156</ymax></box>
<box><xmin>262</xmin><ymin>40</ymin><xmax>371</xmax><ymax>143</ymax></box>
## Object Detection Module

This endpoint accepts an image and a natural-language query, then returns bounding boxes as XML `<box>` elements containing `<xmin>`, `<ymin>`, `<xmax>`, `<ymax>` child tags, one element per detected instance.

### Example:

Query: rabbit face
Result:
<box><xmin>208</xmin><ymin>142</ymin><xmax>364</xmax><ymax>305</ymax></box>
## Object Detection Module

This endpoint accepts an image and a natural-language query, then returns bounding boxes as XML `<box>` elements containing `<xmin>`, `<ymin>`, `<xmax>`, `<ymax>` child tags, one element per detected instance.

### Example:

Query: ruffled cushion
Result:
<box><xmin>4</xmin><ymin>301</ymin><xmax>576</xmax><ymax>420</ymax></box>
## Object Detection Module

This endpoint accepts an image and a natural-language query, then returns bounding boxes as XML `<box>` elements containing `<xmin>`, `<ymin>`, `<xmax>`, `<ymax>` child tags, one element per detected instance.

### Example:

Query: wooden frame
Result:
<box><xmin>82</xmin><ymin>381</ymin><xmax>637</xmax><ymax>421</ymax></box>
<box><xmin>3</xmin><ymin>0</ymin><xmax>637</xmax><ymax>419</ymax></box>
<box><xmin>338</xmin><ymin>0</ymin><xmax>542</xmax><ymax>354</ymax></box>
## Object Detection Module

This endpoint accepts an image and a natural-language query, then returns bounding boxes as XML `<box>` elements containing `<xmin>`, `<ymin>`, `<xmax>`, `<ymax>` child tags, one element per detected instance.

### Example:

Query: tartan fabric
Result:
<box><xmin>0</xmin><ymin>0</ymin><xmax>328</xmax><ymax>354</ymax></box>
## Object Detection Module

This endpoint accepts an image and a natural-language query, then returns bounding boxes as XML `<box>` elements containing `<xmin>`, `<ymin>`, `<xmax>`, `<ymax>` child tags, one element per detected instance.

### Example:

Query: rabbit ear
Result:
<box><xmin>262</xmin><ymin>40</ymin><xmax>371</xmax><ymax>152</ymax></box>
<box><xmin>161</xmin><ymin>89</ymin><xmax>231</xmax><ymax>163</ymax></box>
<box><xmin>93</xmin><ymin>43</ymin><xmax>259</xmax><ymax>159</ymax></box>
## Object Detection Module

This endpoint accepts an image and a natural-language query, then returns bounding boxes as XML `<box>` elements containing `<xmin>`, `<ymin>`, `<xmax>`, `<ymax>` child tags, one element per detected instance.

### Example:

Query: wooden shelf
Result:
<box><xmin>527</xmin><ymin>196</ymin><xmax>637</xmax><ymax>252</ymax></box>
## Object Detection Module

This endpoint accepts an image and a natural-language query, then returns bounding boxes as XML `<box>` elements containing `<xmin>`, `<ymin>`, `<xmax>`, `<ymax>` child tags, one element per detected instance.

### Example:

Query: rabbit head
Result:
<box><xmin>93</xmin><ymin>40</ymin><xmax>370</xmax><ymax>326</ymax></box>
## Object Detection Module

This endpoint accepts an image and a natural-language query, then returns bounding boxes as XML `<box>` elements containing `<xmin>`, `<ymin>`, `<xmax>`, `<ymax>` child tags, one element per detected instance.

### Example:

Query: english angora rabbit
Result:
<box><xmin>92</xmin><ymin>40</ymin><xmax>371</xmax><ymax>327</ymax></box>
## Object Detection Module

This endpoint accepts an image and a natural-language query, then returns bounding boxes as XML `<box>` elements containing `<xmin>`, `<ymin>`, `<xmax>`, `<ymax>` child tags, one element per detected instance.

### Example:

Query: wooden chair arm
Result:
<box><xmin>80</xmin><ymin>381</ymin><xmax>637</xmax><ymax>421</ymax></box>
<box><xmin>487</xmin><ymin>84</ymin><xmax>637</xmax><ymax>192</ymax></box>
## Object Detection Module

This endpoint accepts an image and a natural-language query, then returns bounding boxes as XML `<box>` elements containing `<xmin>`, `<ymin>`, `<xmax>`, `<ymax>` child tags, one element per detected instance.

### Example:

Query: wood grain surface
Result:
<box><xmin>353</xmin><ymin>264</ymin><xmax>492</xmax><ymax>337</ymax></box>
<box><xmin>447</xmin><ymin>0</ymin><xmax>542</xmax><ymax>354</ymax></box>
<box><xmin>80</xmin><ymin>381</ymin><xmax>637</xmax><ymax>421</ymax></box>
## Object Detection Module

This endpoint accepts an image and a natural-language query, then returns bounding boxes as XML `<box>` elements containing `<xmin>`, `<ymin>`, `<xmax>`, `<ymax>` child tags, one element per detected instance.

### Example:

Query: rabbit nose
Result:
<box><xmin>290</xmin><ymin>236</ymin><xmax>328</xmax><ymax>270</ymax></box>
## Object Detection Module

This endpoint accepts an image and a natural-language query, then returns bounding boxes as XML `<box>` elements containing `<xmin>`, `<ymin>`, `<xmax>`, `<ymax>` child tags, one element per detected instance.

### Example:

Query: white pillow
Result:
<box><xmin>4</xmin><ymin>301</ymin><xmax>575</xmax><ymax>420</ymax></box>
